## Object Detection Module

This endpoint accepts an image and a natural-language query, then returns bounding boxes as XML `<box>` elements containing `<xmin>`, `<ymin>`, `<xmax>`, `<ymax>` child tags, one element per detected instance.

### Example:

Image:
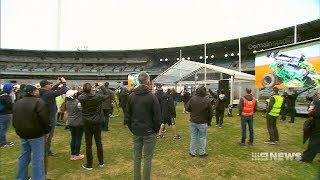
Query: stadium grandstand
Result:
<box><xmin>0</xmin><ymin>19</ymin><xmax>319</xmax><ymax>88</ymax></box>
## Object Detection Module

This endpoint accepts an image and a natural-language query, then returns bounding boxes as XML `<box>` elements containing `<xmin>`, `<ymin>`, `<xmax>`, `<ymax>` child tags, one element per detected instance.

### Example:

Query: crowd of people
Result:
<box><xmin>0</xmin><ymin>72</ymin><xmax>320</xmax><ymax>179</ymax></box>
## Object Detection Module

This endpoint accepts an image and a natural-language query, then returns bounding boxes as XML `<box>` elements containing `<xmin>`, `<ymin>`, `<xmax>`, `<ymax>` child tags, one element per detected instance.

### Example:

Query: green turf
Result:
<box><xmin>0</xmin><ymin>103</ymin><xmax>319</xmax><ymax>180</ymax></box>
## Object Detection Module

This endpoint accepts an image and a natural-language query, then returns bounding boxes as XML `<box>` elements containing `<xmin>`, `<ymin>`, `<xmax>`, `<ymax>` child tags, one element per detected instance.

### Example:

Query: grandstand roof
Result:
<box><xmin>153</xmin><ymin>60</ymin><xmax>255</xmax><ymax>84</ymax></box>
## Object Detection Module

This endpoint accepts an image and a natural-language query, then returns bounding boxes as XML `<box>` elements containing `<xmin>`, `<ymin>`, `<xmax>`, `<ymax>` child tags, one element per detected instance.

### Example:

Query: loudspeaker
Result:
<box><xmin>218</xmin><ymin>80</ymin><xmax>229</xmax><ymax>91</ymax></box>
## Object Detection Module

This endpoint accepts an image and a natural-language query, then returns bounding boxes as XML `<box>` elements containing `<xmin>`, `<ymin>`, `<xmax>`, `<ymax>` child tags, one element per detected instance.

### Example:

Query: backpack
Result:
<box><xmin>0</xmin><ymin>93</ymin><xmax>8</xmax><ymax>111</ymax></box>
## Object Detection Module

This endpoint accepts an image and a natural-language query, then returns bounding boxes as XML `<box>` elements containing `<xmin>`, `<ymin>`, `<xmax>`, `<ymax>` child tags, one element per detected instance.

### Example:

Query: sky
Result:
<box><xmin>1</xmin><ymin>0</ymin><xmax>319</xmax><ymax>51</ymax></box>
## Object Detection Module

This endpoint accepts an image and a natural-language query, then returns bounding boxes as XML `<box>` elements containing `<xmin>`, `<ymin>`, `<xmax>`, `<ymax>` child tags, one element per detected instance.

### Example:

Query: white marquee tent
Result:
<box><xmin>152</xmin><ymin>60</ymin><xmax>255</xmax><ymax>105</ymax></box>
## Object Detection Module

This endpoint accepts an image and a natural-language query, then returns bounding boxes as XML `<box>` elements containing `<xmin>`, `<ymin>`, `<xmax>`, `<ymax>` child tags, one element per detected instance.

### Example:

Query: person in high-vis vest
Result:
<box><xmin>238</xmin><ymin>88</ymin><xmax>257</xmax><ymax>145</ymax></box>
<box><xmin>265</xmin><ymin>87</ymin><xmax>284</xmax><ymax>145</ymax></box>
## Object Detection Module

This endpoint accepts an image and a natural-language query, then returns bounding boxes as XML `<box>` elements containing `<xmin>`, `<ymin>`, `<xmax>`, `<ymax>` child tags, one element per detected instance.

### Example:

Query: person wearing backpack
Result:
<box><xmin>78</xmin><ymin>82</ymin><xmax>110</xmax><ymax>170</ymax></box>
<box><xmin>238</xmin><ymin>88</ymin><xmax>257</xmax><ymax>146</ymax></box>
<box><xmin>0</xmin><ymin>83</ymin><xmax>14</xmax><ymax>148</ymax></box>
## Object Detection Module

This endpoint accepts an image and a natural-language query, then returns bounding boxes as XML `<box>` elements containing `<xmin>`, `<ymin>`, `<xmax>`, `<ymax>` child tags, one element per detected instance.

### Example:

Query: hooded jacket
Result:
<box><xmin>124</xmin><ymin>85</ymin><xmax>161</xmax><ymax>136</ymax></box>
<box><xmin>161</xmin><ymin>92</ymin><xmax>176</xmax><ymax>121</ymax></box>
<box><xmin>185</xmin><ymin>86</ymin><xmax>213</xmax><ymax>124</ymax></box>
<box><xmin>13</xmin><ymin>95</ymin><xmax>50</xmax><ymax>139</ymax></box>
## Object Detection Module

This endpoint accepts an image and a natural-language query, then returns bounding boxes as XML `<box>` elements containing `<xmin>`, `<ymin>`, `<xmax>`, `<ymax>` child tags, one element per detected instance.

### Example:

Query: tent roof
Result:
<box><xmin>153</xmin><ymin>60</ymin><xmax>255</xmax><ymax>84</ymax></box>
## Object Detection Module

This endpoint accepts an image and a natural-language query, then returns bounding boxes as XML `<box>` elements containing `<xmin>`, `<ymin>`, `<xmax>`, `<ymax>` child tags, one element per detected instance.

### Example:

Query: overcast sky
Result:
<box><xmin>1</xmin><ymin>0</ymin><xmax>319</xmax><ymax>50</ymax></box>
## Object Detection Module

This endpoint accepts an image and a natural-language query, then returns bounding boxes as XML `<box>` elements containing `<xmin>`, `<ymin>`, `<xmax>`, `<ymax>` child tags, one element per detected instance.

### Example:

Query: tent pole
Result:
<box><xmin>204</xmin><ymin>43</ymin><xmax>207</xmax><ymax>87</ymax></box>
<box><xmin>238</xmin><ymin>38</ymin><xmax>242</xmax><ymax>102</ymax></box>
<box><xmin>294</xmin><ymin>25</ymin><xmax>297</xmax><ymax>44</ymax></box>
<box><xmin>230</xmin><ymin>75</ymin><xmax>235</xmax><ymax>106</ymax></box>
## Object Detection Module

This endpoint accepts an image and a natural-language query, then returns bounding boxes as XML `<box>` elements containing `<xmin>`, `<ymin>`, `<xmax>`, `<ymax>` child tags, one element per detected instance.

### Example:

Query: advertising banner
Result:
<box><xmin>255</xmin><ymin>40</ymin><xmax>320</xmax><ymax>88</ymax></box>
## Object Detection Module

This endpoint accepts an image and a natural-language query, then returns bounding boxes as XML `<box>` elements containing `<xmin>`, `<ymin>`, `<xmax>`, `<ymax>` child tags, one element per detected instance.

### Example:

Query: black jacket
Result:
<box><xmin>216</xmin><ymin>93</ymin><xmax>227</xmax><ymax>111</ymax></box>
<box><xmin>13</xmin><ymin>95</ymin><xmax>50</xmax><ymax>139</ymax></box>
<box><xmin>185</xmin><ymin>87</ymin><xmax>213</xmax><ymax>124</ymax></box>
<box><xmin>161</xmin><ymin>92</ymin><xmax>176</xmax><ymax>120</ymax></box>
<box><xmin>99</xmin><ymin>88</ymin><xmax>115</xmax><ymax>110</ymax></box>
<box><xmin>78</xmin><ymin>86</ymin><xmax>109</xmax><ymax>125</ymax></box>
<box><xmin>284</xmin><ymin>92</ymin><xmax>297</xmax><ymax>109</ymax></box>
<box><xmin>124</xmin><ymin>85</ymin><xmax>161</xmax><ymax>136</ymax></box>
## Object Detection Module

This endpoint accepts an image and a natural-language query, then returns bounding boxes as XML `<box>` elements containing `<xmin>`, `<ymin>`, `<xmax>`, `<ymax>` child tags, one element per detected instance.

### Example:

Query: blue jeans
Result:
<box><xmin>16</xmin><ymin>136</ymin><xmax>45</xmax><ymax>180</ymax></box>
<box><xmin>0</xmin><ymin>114</ymin><xmax>12</xmax><ymax>146</ymax></box>
<box><xmin>241</xmin><ymin>116</ymin><xmax>254</xmax><ymax>143</ymax></box>
<box><xmin>102</xmin><ymin>109</ymin><xmax>112</xmax><ymax>131</ymax></box>
<box><xmin>47</xmin><ymin>115</ymin><xmax>56</xmax><ymax>154</ymax></box>
<box><xmin>69</xmin><ymin>126</ymin><xmax>84</xmax><ymax>155</ymax></box>
<box><xmin>190</xmin><ymin>122</ymin><xmax>208</xmax><ymax>155</ymax></box>
<box><xmin>133</xmin><ymin>133</ymin><xmax>157</xmax><ymax>180</ymax></box>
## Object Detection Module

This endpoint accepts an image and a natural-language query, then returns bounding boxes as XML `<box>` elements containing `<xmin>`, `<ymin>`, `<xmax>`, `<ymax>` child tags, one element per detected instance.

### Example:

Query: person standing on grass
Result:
<box><xmin>157</xmin><ymin>88</ymin><xmax>180</xmax><ymax>140</ymax></box>
<box><xmin>99</xmin><ymin>82</ymin><xmax>115</xmax><ymax>132</ymax></box>
<box><xmin>39</xmin><ymin>77</ymin><xmax>67</xmax><ymax>156</ymax></box>
<box><xmin>238</xmin><ymin>88</ymin><xmax>257</xmax><ymax>146</ymax></box>
<box><xmin>215</xmin><ymin>90</ymin><xmax>227</xmax><ymax>128</ymax></box>
<box><xmin>65</xmin><ymin>89</ymin><xmax>85</xmax><ymax>161</ymax></box>
<box><xmin>78</xmin><ymin>82</ymin><xmax>110</xmax><ymax>170</ymax></box>
<box><xmin>301</xmin><ymin>86</ymin><xmax>320</xmax><ymax>163</ymax></box>
<box><xmin>264</xmin><ymin>87</ymin><xmax>284</xmax><ymax>145</ymax></box>
<box><xmin>13</xmin><ymin>85</ymin><xmax>50</xmax><ymax>180</ymax></box>
<box><xmin>119</xmin><ymin>87</ymin><xmax>129</xmax><ymax>127</ymax></box>
<box><xmin>124</xmin><ymin>72</ymin><xmax>161</xmax><ymax>180</ymax></box>
<box><xmin>185</xmin><ymin>85</ymin><xmax>213</xmax><ymax>157</ymax></box>
<box><xmin>0</xmin><ymin>83</ymin><xmax>15</xmax><ymax>148</ymax></box>
<box><xmin>283</xmin><ymin>89</ymin><xmax>298</xmax><ymax>123</ymax></box>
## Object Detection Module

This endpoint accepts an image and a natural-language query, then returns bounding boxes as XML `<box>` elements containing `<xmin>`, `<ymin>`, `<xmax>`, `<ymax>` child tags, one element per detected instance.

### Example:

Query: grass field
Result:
<box><xmin>0</xmin><ymin>103</ymin><xmax>319</xmax><ymax>180</ymax></box>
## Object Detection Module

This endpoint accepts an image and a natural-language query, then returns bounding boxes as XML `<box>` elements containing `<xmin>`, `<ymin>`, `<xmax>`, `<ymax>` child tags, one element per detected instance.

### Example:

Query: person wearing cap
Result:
<box><xmin>39</xmin><ymin>77</ymin><xmax>68</xmax><ymax>156</ymax></box>
<box><xmin>65</xmin><ymin>90</ymin><xmax>85</xmax><ymax>161</ymax></box>
<box><xmin>13</xmin><ymin>85</ymin><xmax>50</xmax><ymax>180</ymax></box>
<box><xmin>301</xmin><ymin>86</ymin><xmax>320</xmax><ymax>163</ymax></box>
<box><xmin>0</xmin><ymin>83</ymin><xmax>15</xmax><ymax>147</ymax></box>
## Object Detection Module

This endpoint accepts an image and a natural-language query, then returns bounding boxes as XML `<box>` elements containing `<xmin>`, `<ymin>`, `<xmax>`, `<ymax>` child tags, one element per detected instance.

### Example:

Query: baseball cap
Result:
<box><xmin>24</xmin><ymin>84</ymin><xmax>38</xmax><ymax>94</ymax></box>
<box><xmin>40</xmin><ymin>80</ymin><xmax>53</xmax><ymax>87</ymax></box>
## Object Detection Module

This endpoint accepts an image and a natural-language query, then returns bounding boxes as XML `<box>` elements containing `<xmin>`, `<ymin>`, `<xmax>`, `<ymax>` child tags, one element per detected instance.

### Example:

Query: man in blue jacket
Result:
<box><xmin>39</xmin><ymin>77</ymin><xmax>67</xmax><ymax>156</ymax></box>
<box><xmin>0</xmin><ymin>83</ymin><xmax>14</xmax><ymax>147</ymax></box>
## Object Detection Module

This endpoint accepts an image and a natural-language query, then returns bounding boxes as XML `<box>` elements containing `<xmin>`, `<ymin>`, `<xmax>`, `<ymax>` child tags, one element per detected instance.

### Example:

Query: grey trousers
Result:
<box><xmin>133</xmin><ymin>133</ymin><xmax>157</xmax><ymax>180</ymax></box>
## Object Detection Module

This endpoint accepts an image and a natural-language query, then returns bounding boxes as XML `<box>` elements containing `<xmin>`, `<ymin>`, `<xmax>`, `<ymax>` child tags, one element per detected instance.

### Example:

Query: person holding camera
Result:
<box><xmin>39</xmin><ymin>77</ymin><xmax>67</xmax><ymax>156</ymax></box>
<box><xmin>78</xmin><ymin>82</ymin><xmax>110</xmax><ymax>170</ymax></box>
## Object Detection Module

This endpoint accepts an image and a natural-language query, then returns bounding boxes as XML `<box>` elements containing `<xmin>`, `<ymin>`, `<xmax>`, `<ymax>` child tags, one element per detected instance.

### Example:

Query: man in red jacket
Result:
<box><xmin>238</xmin><ymin>88</ymin><xmax>257</xmax><ymax>145</ymax></box>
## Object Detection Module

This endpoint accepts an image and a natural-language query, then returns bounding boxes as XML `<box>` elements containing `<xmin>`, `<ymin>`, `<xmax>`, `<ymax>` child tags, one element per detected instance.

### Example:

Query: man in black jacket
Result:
<box><xmin>185</xmin><ymin>86</ymin><xmax>213</xmax><ymax>157</ymax></box>
<box><xmin>157</xmin><ymin>89</ymin><xmax>180</xmax><ymax>140</ymax></box>
<box><xmin>215</xmin><ymin>90</ymin><xmax>227</xmax><ymax>128</ymax></box>
<box><xmin>301</xmin><ymin>86</ymin><xmax>320</xmax><ymax>163</ymax></box>
<box><xmin>13</xmin><ymin>84</ymin><xmax>50</xmax><ymax>180</ymax></box>
<box><xmin>39</xmin><ymin>77</ymin><xmax>67</xmax><ymax>156</ymax></box>
<box><xmin>124</xmin><ymin>72</ymin><xmax>161</xmax><ymax>180</ymax></box>
<box><xmin>78</xmin><ymin>82</ymin><xmax>110</xmax><ymax>170</ymax></box>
